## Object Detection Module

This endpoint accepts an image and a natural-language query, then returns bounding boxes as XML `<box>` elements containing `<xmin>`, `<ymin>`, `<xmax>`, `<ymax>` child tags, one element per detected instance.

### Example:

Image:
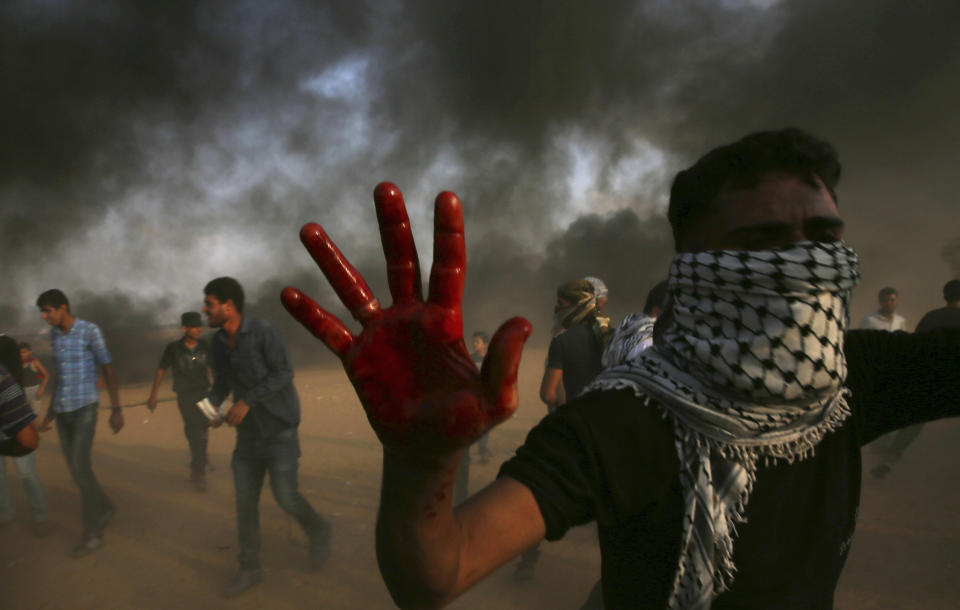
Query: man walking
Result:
<box><xmin>36</xmin><ymin>289</ymin><xmax>122</xmax><ymax>558</ymax></box>
<box><xmin>147</xmin><ymin>312</ymin><xmax>212</xmax><ymax>491</ymax></box>
<box><xmin>203</xmin><ymin>277</ymin><xmax>331</xmax><ymax>598</ymax></box>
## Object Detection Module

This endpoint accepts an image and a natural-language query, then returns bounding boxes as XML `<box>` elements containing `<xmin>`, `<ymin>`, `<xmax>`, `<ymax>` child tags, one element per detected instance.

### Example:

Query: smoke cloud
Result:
<box><xmin>3</xmin><ymin>0</ymin><xmax>959</xmax><ymax>377</ymax></box>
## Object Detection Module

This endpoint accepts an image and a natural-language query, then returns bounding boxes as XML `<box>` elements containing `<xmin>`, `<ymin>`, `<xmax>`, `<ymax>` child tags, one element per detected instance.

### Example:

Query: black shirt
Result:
<box><xmin>915</xmin><ymin>306</ymin><xmax>960</xmax><ymax>333</ymax></box>
<box><xmin>546</xmin><ymin>323</ymin><xmax>604</xmax><ymax>401</ymax></box>
<box><xmin>159</xmin><ymin>337</ymin><xmax>211</xmax><ymax>395</ymax></box>
<box><xmin>500</xmin><ymin>329</ymin><xmax>960</xmax><ymax>609</ymax></box>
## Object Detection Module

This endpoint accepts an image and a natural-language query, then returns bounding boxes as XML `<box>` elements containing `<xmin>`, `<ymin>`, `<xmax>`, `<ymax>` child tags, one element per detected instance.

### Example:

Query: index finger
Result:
<box><xmin>427</xmin><ymin>191</ymin><xmax>466</xmax><ymax>310</ymax></box>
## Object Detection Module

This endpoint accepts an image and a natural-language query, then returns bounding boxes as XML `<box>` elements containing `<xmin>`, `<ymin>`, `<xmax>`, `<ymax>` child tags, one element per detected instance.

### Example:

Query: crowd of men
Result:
<box><xmin>2</xmin><ymin>127</ymin><xmax>960</xmax><ymax>608</ymax></box>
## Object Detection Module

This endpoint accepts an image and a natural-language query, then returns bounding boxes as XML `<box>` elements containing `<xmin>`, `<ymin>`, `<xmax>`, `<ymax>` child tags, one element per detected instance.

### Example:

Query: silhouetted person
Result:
<box><xmin>147</xmin><ymin>312</ymin><xmax>212</xmax><ymax>491</ymax></box>
<box><xmin>0</xmin><ymin>336</ymin><xmax>51</xmax><ymax>537</ymax></box>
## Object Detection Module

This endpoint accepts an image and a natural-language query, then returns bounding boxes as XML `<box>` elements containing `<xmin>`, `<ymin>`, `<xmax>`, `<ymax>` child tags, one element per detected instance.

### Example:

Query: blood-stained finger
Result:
<box><xmin>427</xmin><ymin>191</ymin><xmax>466</xmax><ymax>310</ymax></box>
<box><xmin>375</xmin><ymin>182</ymin><xmax>423</xmax><ymax>305</ymax></box>
<box><xmin>481</xmin><ymin>317</ymin><xmax>532</xmax><ymax>421</ymax></box>
<box><xmin>300</xmin><ymin>223</ymin><xmax>381</xmax><ymax>324</ymax></box>
<box><xmin>281</xmin><ymin>286</ymin><xmax>355</xmax><ymax>359</ymax></box>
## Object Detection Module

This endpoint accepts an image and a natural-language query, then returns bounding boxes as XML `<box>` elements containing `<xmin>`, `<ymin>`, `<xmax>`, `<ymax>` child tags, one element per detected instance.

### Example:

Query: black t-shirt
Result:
<box><xmin>915</xmin><ymin>306</ymin><xmax>960</xmax><ymax>333</ymax></box>
<box><xmin>546</xmin><ymin>323</ymin><xmax>604</xmax><ymax>401</ymax></box>
<box><xmin>159</xmin><ymin>337</ymin><xmax>211</xmax><ymax>395</ymax></box>
<box><xmin>500</xmin><ymin>329</ymin><xmax>960</xmax><ymax>609</ymax></box>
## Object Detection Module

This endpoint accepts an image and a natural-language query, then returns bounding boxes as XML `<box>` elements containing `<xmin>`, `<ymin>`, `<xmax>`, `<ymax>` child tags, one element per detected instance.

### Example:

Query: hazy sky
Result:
<box><xmin>3</xmin><ymin>0</ymin><xmax>959</xmax><ymax>348</ymax></box>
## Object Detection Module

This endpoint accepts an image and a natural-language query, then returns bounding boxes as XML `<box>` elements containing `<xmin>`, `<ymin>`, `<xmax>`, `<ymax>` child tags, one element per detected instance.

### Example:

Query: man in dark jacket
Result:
<box><xmin>203</xmin><ymin>277</ymin><xmax>331</xmax><ymax>598</ymax></box>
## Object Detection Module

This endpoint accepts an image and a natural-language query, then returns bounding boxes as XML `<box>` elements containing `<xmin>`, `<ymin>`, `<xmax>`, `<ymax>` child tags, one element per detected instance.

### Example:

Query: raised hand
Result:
<box><xmin>282</xmin><ymin>182</ymin><xmax>530</xmax><ymax>458</ymax></box>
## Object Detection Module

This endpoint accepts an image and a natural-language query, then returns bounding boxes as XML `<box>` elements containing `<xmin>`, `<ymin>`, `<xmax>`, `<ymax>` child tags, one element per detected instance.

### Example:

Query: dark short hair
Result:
<box><xmin>204</xmin><ymin>277</ymin><xmax>245</xmax><ymax>312</ymax></box>
<box><xmin>643</xmin><ymin>280</ymin><xmax>669</xmax><ymax>316</ymax></box>
<box><xmin>667</xmin><ymin>128</ymin><xmax>841</xmax><ymax>250</ymax></box>
<box><xmin>0</xmin><ymin>336</ymin><xmax>23</xmax><ymax>386</ymax></box>
<box><xmin>36</xmin><ymin>289</ymin><xmax>70</xmax><ymax>311</ymax></box>
<box><xmin>472</xmin><ymin>331</ymin><xmax>490</xmax><ymax>343</ymax></box>
<box><xmin>18</xmin><ymin>341</ymin><xmax>31</xmax><ymax>350</ymax></box>
<box><xmin>878</xmin><ymin>286</ymin><xmax>898</xmax><ymax>299</ymax></box>
<box><xmin>944</xmin><ymin>279</ymin><xmax>960</xmax><ymax>303</ymax></box>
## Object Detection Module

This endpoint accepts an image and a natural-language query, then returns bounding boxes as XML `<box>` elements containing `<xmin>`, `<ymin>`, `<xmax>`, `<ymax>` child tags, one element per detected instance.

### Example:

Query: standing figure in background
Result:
<box><xmin>0</xmin><ymin>335</ymin><xmax>51</xmax><ymax>536</ymax></box>
<box><xmin>18</xmin><ymin>342</ymin><xmax>48</xmax><ymax>407</ymax></box>
<box><xmin>203</xmin><ymin>277</ymin><xmax>332</xmax><ymax>598</ymax></box>
<box><xmin>860</xmin><ymin>286</ymin><xmax>907</xmax><ymax>331</ymax></box>
<box><xmin>602</xmin><ymin>280</ymin><xmax>668</xmax><ymax>368</ymax></box>
<box><xmin>470</xmin><ymin>331</ymin><xmax>491</xmax><ymax>464</ymax></box>
<box><xmin>36</xmin><ymin>289</ymin><xmax>122</xmax><ymax>558</ymax></box>
<box><xmin>147</xmin><ymin>312</ymin><xmax>212</xmax><ymax>491</ymax></box>
<box><xmin>516</xmin><ymin>278</ymin><xmax>609</xmax><ymax>585</ymax></box>
<box><xmin>871</xmin><ymin>279</ymin><xmax>960</xmax><ymax>478</ymax></box>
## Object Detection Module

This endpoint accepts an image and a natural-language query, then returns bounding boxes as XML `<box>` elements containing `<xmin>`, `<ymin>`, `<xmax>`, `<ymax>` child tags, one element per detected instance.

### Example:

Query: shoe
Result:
<box><xmin>308</xmin><ymin>520</ymin><xmax>333</xmax><ymax>571</ymax></box>
<box><xmin>69</xmin><ymin>535</ymin><xmax>104</xmax><ymax>558</ymax></box>
<box><xmin>191</xmin><ymin>476</ymin><xmax>207</xmax><ymax>492</ymax></box>
<box><xmin>97</xmin><ymin>505</ymin><xmax>116</xmax><ymax>532</ymax></box>
<box><xmin>31</xmin><ymin>520</ymin><xmax>54</xmax><ymax>538</ymax></box>
<box><xmin>222</xmin><ymin>568</ymin><xmax>262</xmax><ymax>598</ymax></box>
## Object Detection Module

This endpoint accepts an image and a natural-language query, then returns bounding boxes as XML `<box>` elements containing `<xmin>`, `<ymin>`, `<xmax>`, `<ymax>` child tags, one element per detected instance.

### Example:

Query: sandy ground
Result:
<box><xmin>1</xmin><ymin>346</ymin><xmax>959</xmax><ymax>609</ymax></box>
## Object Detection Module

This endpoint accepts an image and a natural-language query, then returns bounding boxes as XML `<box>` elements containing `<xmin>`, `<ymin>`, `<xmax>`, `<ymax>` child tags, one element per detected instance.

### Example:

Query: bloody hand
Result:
<box><xmin>282</xmin><ymin>182</ymin><xmax>530</xmax><ymax>457</ymax></box>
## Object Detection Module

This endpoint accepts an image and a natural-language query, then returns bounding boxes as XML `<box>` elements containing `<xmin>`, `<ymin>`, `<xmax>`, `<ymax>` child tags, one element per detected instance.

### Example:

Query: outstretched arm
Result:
<box><xmin>283</xmin><ymin>183</ymin><xmax>543</xmax><ymax>608</ymax></box>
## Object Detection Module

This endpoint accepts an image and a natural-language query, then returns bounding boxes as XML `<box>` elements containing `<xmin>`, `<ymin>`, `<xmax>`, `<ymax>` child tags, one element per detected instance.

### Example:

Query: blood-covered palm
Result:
<box><xmin>282</xmin><ymin>183</ymin><xmax>529</xmax><ymax>460</ymax></box>
<box><xmin>346</xmin><ymin>303</ymin><xmax>500</xmax><ymax>455</ymax></box>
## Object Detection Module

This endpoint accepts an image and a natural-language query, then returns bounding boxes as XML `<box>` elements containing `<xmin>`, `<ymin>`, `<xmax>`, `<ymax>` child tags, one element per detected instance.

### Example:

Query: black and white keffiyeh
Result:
<box><xmin>585</xmin><ymin>241</ymin><xmax>860</xmax><ymax>609</ymax></box>
<box><xmin>601</xmin><ymin>312</ymin><xmax>656</xmax><ymax>367</ymax></box>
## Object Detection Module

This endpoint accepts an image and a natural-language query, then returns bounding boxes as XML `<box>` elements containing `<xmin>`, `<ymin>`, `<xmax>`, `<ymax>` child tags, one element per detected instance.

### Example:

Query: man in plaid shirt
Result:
<box><xmin>36</xmin><ymin>289</ymin><xmax>123</xmax><ymax>558</ymax></box>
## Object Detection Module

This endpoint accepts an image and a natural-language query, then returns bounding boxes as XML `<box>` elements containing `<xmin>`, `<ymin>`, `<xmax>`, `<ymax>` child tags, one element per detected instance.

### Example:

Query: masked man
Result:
<box><xmin>281</xmin><ymin>129</ymin><xmax>960</xmax><ymax>609</ymax></box>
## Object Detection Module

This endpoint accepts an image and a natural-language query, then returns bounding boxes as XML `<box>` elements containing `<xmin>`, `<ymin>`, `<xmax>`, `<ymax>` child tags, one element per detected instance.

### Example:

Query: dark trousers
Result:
<box><xmin>56</xmin><ymin>404</ymin><xmax>112</xmax><ymax>536</ymax></box>
<box><xmin>176</xmin><ymin>392</ymin><xmax>209</xmax><ymax>479</ymax></box>
<box><xmin>232</xmin><ymin>426</ymin><xmax>326</xmax><ymax>569</ymax></box>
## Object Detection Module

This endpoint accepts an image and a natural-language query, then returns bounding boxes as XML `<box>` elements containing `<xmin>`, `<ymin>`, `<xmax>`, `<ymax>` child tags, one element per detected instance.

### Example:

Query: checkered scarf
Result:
<box><xmin>585</xmin><ymin>241</ymin><xmax>860</xmax><ymax>609</ymax></box>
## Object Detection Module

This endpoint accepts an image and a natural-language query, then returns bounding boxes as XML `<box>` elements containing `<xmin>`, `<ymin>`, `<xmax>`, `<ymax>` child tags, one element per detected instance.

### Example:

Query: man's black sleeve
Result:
<box><xmin>845</xmin><ymin>329</ymin><xmax>960</xmax><ymax>445</ymax></box>
<box><xmin>498</xmin><ymin>389</ymin><xmax>670</xmax><ymax>540</ymax></box>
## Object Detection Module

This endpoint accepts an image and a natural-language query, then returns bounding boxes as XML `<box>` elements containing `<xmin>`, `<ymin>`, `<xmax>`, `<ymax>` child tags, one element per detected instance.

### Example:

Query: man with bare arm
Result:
<box><xmin>281</xmin><ymin>130</ymin><xmax>960</xmax><ymax>609</ymax></box>
<box><xmin>36</xmin><ymin>289</ymin><xmax>123</xmax><ymax>558</ymax></box>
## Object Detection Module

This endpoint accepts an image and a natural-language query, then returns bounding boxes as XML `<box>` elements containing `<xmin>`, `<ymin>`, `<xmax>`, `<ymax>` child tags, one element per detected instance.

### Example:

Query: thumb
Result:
<box><xmin>480</xmin><ymin>317</ymin><xmax>532</xmax><ymax>423</ymax></box>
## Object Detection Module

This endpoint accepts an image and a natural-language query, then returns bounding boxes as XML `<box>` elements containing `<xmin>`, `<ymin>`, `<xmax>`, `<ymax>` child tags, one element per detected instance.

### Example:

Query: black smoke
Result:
<box><xmin>3</xmin><ymin>0</ymin><xmax>960</xmax><ymax>376</ymax></box>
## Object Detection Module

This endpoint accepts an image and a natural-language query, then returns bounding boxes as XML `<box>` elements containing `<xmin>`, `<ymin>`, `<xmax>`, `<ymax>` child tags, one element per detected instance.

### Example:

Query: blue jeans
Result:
<box><xmin>56</xmin><ymin>404</ymin><xmax>112</xmax><ymax>536</ymax></box>
<box><xmin>232</xmin><ymin>426</ymin><xmax>326</xmax><ymax>569</ymax></box>
<box><xmin>0</xmin><ymin>451</ymin><xmax>50</xmax><ymax>523</ymax></box>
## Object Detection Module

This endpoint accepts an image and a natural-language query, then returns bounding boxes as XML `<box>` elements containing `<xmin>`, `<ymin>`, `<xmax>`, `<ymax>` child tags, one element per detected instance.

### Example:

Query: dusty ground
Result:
<box><xmin>2</xmin><ymin>346</ymin><xmax>959</xmax><ymax>609</ymax></box>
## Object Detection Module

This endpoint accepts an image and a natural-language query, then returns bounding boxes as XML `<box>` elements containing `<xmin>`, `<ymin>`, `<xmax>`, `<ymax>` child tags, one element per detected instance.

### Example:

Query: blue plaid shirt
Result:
<box><xmin>50</xmin><ymin>318</ymin><xmax>112</xmax><ymax>413</ymax></box>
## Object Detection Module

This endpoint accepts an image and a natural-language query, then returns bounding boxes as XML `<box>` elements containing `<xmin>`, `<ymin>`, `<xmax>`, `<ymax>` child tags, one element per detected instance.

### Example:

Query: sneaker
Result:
<box><xmin>97</xmin><ymin>505</ymin><xmax>116</xmax><ymax>532</ymax></box>
<box><xmin>222</xmin><ymin>568</ymin><xmax>262</xmax><ymax>598</ymax></box>
<box><xmin>308</xmin><ymin>520</ymin><xmax>333</xmax><ymax>571</ymax></box>
<box><xmin>31</xmin><ymin>520</ymin><xmax>55</xmax><ymax>538</ymax></box>
<box><xmin>69</xmin><ymin>535</ymin><xmax>104</xmax><ymax>558</ymax></box>
<box><xmin>191</xmin><ymin>476</ymin><xmax>207</xmax><ymax>492</ymax></box>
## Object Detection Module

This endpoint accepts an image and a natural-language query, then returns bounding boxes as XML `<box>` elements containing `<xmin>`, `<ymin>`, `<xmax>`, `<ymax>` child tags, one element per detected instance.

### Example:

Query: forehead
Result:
<box><xmin>712</xmin><ymin>174</ymin><xmax>839</xmax><ymax>230</ymax></box>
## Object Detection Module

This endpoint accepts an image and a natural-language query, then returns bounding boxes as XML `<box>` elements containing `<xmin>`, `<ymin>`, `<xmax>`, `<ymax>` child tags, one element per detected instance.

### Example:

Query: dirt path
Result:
<box><xmin>1</xmin><ymin>348</ymin><xmax>958</xmax><ymax>609</ymax></box>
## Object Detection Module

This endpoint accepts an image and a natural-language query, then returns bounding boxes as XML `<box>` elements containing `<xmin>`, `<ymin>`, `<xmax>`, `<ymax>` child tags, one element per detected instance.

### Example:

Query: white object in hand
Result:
<box><xmin>196</xmin><ymin>398</ymin><xmax>227</xmax><ymax>421</ymax></box>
